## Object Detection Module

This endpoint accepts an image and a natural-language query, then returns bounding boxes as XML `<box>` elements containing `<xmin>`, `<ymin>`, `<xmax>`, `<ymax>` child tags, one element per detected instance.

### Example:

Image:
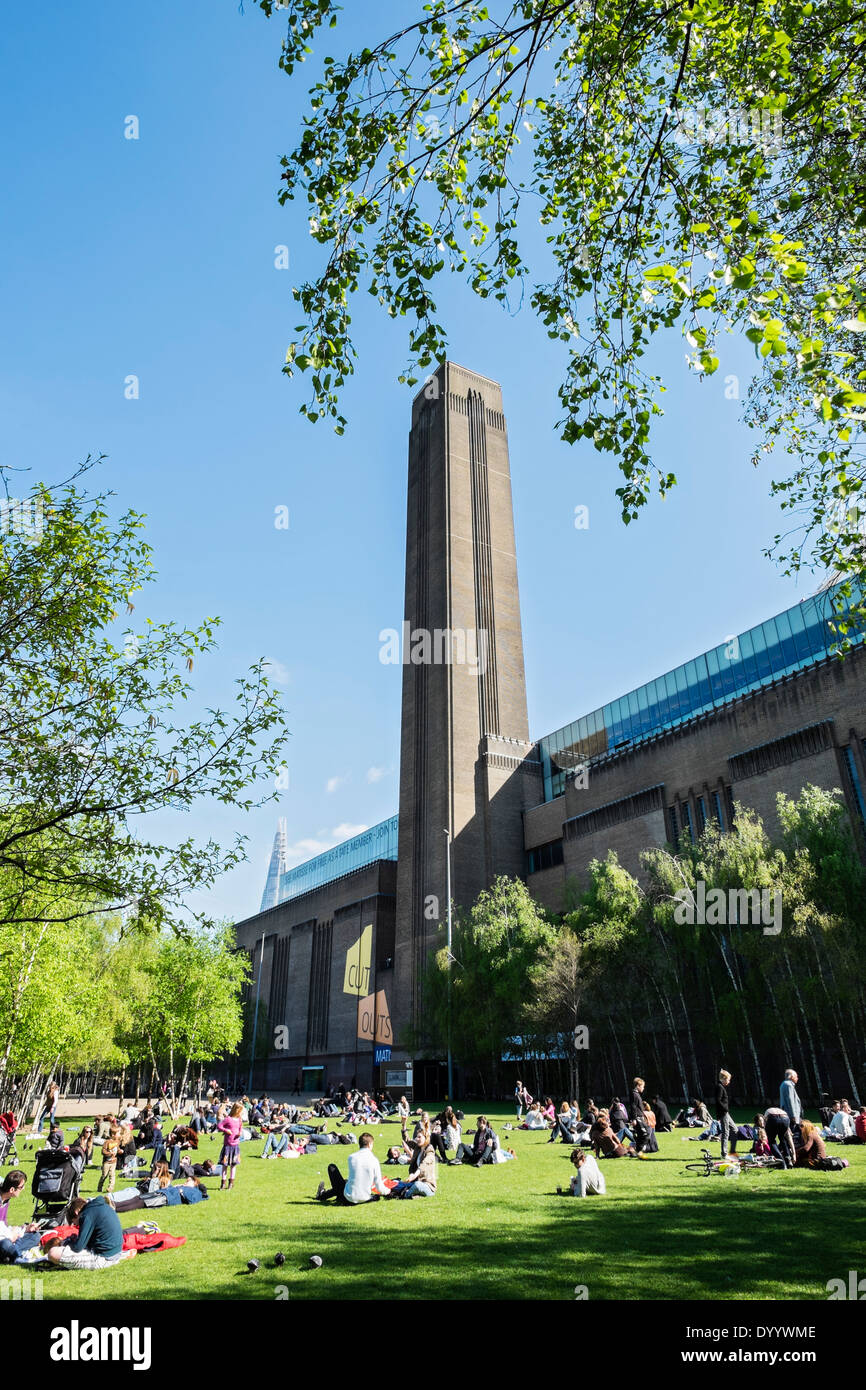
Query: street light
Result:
<box><xmin>443</xmin><ymin>828</ymin><xmax>454</xmax><ymax>1102</ymax></box>
<box><xmin>248</xmin><ymin>931</ymin><xmax>265</xmax><ymax>1096</ymax></box>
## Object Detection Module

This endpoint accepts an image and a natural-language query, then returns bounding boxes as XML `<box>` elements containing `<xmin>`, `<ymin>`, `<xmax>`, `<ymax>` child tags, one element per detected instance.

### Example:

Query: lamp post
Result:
<box><xmin>248</xmin><ymin>931</ymin><xmax>265</xmax><ymax>1096</ymax></box>
<box><xmin>443</xmin><ymin>827</ymin><xmax>453</xmax><ymax>1102</ymax></box>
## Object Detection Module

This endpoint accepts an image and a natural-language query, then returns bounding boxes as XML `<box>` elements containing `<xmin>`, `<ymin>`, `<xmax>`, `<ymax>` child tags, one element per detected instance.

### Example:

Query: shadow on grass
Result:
<box><xmin>39</xmin><ymin>1172</ymin><xmax>863</xmax><ymax>1303</ymax></box>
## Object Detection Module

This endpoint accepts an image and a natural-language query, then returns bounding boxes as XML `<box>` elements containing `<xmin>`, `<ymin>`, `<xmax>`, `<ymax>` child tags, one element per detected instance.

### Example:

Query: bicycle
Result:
<box><xmin>684</xmin><ymin>1148</ymin><xmax>784</xmax><ymax>1176</ymax></box>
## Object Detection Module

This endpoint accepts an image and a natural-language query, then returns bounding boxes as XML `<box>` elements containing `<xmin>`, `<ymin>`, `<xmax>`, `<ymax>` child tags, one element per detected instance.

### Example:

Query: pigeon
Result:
<box><xmin>274</xmin><ymin>1252</ymin><xmax>286</xmax><ymax>1267</ymax></box>
<box><xmin>309</xmin><ymin>1254</ymin><xmax>323</xmax><ymax>1268</ymax></box>
<box><xmin>247</xmin><ymin>1259</ymin><xmax>260</xmax><ymax>1273</ymax></box>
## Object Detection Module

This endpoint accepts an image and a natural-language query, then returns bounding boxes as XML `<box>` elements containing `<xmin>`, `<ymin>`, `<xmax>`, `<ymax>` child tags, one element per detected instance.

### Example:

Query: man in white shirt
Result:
<box><xmin>316</xmin><ymin>1133</ymin><xmax>389</xmax><ymax>1205</ymax></box>
<box><xmin>827</xmin><ymin>1103</ymin><xmax>856</xmax><ymax>1139</ymax></box>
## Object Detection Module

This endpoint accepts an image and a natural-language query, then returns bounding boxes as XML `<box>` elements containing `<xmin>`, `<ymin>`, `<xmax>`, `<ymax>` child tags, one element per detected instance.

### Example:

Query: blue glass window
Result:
<box><xmin>276</xmin><ymin>815</ymin><xmax>399</xmax><ymax>905</ymax></box>
<box><xmin>536</xmin><ymin>580</ymin><xmax>863</xmax><ymax>801</ymax></box>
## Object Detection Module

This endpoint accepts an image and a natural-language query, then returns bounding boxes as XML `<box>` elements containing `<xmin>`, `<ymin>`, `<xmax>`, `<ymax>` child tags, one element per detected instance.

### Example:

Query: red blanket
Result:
<box><xmin>41</xmin><ymin>1224</ymin><xmax>186</xmax><ymax>1252</ymax></box>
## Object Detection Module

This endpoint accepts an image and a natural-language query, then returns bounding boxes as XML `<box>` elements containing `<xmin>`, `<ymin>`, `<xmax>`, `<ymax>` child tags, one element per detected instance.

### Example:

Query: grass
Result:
<box><xmin>8</xmin><ymin>1105</ymin><xmax>865</xmax><ymax>1302</ymax></box>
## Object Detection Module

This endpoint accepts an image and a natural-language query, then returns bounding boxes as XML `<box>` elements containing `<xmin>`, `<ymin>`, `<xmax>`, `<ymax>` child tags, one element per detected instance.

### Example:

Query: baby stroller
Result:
<box><xmin>31</xmin><ymin>1149</ymin><xmax>84</xmax><ymax>1222</ymax></box>
<box><xmin>0</xmin><ymin>1113</ymin><xmax>18</xmax><ymax>1166</ymax></box>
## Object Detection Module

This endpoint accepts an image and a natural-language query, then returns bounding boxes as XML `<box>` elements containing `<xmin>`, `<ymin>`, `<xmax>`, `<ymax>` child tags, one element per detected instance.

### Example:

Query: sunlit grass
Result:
<box><xmin>12</xmin><ymin>1105</ymin><xmax>864</xmax><ymax>1301</ymax></box>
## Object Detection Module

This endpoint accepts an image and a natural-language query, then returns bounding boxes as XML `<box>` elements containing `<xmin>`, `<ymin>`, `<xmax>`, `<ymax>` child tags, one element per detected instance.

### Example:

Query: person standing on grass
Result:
<box><xmin>780</xmin><ymin>1069</ymin><xmax>803</xmax><ymax>1130</ymax></box>
<box><xmin>716</xmin><ymin>1069</ymin><xmax>738</xmax><ymax>1160</ymax></box>
<box><xmin>35</xmin><ymin>1081</ymin><xmax>59</xmax><ymax>1133</ymax></box>
<box><xmin>97</xmin><ymin>1125</ymin><xmax>120</xmax><ymax>1193</ymax></box>
<box><xmin>628</xmin><ymin>1077</ymin><xmax>646</xmax><ymax>1123</ymax></box>
<box><xmin>217</xmin><ymin>1102</ymin><xmax>243</xmax><ymax>1191</ymax></box>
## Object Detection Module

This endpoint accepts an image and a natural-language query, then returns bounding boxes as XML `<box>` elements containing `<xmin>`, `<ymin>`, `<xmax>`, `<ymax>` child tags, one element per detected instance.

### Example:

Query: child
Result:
<box><xmin>216</xmin><ymin>1103</ymin><xmax>243</xmax><ymax>1190</ymax></box>
<box><xmin>751</xmin><ymin>1117</ymin><xmax>771</xmax><ymax>1156</ymax></box>
<box><xmin>98</xmin><ymin>1126</ymin><xmax>120</xmax><ymax>1193</ymax></box>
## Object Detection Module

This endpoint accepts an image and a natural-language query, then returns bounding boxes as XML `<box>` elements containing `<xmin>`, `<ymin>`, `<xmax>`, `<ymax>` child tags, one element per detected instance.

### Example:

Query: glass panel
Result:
<box><xmin>277</xmin><ymin>815</ymin><xmax>399</xmax><ymax>905</ymax></box>
<box><xmin>738</xmin><ymin>628</ymin><xmax>760</xmax><ymax>688</ymax></box>
<box><xmin>538</xmin><ymin>580</ymin><xmax>864</xmax><ymax>800</ymax></box>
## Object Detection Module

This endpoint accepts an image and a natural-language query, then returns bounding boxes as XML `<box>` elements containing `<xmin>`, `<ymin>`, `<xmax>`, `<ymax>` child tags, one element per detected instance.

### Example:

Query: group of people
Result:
<box><xmin>513</xmin><ymin>1078</ymin><xmax>670</xmax><ymax>1161</ymax></box>
<box><xmin>314</xmin><ymin>1105</ymin><xmax>519</xmax><ymax>1205</ymax></box>
<box><xmin>4</xmin><ymin>1061</ymin><xmax>860</xmax><ymax>1264</ymax></box>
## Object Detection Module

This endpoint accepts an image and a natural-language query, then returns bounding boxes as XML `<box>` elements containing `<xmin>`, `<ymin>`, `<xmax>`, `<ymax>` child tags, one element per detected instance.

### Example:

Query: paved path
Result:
<box><xmin>23</xmin><ymin>1092</ymin><xmax>324</xmax><ymax>1125</ymax></box>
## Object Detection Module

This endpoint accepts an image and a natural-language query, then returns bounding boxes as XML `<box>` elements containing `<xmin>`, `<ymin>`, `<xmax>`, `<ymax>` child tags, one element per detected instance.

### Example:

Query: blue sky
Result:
<box><xmin>0</xmin><ymin>1</ymin><xmax>810</xmax><ymax>924</ymax></box>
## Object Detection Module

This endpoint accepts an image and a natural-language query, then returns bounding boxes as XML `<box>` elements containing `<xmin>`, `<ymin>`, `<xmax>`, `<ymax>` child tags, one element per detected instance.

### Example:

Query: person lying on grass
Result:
<box><xmin>316</xmin><ymin>1132</ymin><xmax>389</xmax><ymax>1205</ymax></box>
<box><xmin>557</xmin><ymin>1147</ymin><xmax>607</xmax><ymax>1198</ymax></box>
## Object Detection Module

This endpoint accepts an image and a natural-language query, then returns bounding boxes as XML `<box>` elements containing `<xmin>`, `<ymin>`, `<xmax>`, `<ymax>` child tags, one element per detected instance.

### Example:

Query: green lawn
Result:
<box><xmin>9</xmin><ymin>1106</ymin><xmax>865</xmax><ymax>1301</ymax></box>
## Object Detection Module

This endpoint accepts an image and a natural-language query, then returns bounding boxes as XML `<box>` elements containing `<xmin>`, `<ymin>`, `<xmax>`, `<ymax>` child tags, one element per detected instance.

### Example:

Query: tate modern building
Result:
<box><xmin>234</xmin><ymin>364</ymin><xmax>866</xmax><ymax>1094</ymax></box>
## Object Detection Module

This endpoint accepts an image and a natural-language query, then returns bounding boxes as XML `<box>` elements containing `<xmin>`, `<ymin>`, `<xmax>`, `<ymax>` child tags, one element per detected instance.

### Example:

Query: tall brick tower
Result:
<box><xmin>393</xmin><ymin>363</ymin><xmax>535</xmax><ymax>1047</ymax></box>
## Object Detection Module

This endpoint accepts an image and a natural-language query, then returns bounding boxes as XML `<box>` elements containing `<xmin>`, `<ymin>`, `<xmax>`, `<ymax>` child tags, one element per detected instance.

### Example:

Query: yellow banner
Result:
<box><xmin>357</xmin><ymin>989</ymin><xmax>392</xmax><ymax>1043</ymax></box>
<box><xmin>343</xmin><ymin>923</ymin><xmax>372</xmax><ymax>997</ymax></box>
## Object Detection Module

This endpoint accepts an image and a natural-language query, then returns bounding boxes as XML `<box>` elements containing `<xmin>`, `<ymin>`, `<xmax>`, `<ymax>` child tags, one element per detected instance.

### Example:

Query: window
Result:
<box><xmin>668</xmin><ymin>805</ymin><xmax>679</xmax><ymax>843</ymax></box>
<box><xmin>696</xmin><ymin>796</ymin><xmax>706</xmax><ymax>835</ymax></box>
<box><xmin>681</xmin><ymin>802</ymin><xmax>694</xmax><ymax>844</ymax></box>
<box><xmin>527</xmin><ymin>839</ymin><xmax>564</xmax><ymax>874</ymax></box>
<box><xmin>713</xmin><ymin>791</ymin><xmax>725</xmax><ymax>830</ymax></box>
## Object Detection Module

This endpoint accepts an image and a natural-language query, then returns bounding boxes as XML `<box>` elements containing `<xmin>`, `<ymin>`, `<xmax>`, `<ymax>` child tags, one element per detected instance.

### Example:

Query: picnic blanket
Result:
<box><xmin>41</xmin><ymin>1224</ymin><xmax>186</xmax><ymax>1253</ymax></box>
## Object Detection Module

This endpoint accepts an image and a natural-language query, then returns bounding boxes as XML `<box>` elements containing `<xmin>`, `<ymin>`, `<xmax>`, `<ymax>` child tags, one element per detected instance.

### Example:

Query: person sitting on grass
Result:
<box><xmin>628</xmin><ymin>1109</ymin><xmax>658</xmax><ymax>1158</ymax></box>
<box><xmin>430</xmin><ymin>1105</ymin><xmax>460</xmax><ymax>1161</ymax></box>
<box><xmin>608</xmin><ymin>1098</ymin><xmax>632</xmax><ymax>1143</ymax></box>
<box><xmin>0</xmin><ymin>1171</ymin><xmax>43</xmax><ymax>1264</ymax></box>
<box><xmin>69</xmin><ymin>1125</ymin><xmax>95</xmax><ymax>1166</ymax></box>
<box><xmin>558</xmin><ymin>1146</ymin><xmax>607</xmax><ymax>1198</ymax></box>
<box><xmin>590</xmin><ymin>1110</ymin><xmax>626</xmax><ymax>1159</ymax></box>
<box><xmin>795</xmin><ymin>1120</ymin><xmax>828</xmax><ymax>1169</ymax></box>
<box><xmin>675</xmin><ymin>1097</ymin><xmax>712</xmax><ymax>1129</ymax></box>
<box><xmin>651</xmin><ymin>1096</ymin><xmax>674</xmax><ymax>1132</ymax></box>
<box><xmin>520</xmin><ymin>1102</ymin><xmax>548</xmax><ymax>1131</ymax></box>
<box><xmin>548</xmin><ymin>1101</ymin><xmax>576</xmax><ymax>1145</ymax></box>
<box><xmin>46</xmin><ymin>1122</ymin><xmax>65</xmax><ymax>1151</ymax></box>
<box><xmin>44</xmin><ymin>1195</ymin><xmax>135</xmax><ymax>1270</ymax></box>
<box><xmin>751</xmin><ymin>1120</ymin><xmax>771</xmax><ymax>1156</ymax></box>
<box><xmin>825</xmin><ymin>1101</ymin><xmax>857</xmax><ymax>1141</ymax></box>
<box><xmin>451</xmin><ymin>1117</ymin><xmax>496</xmax><ymax>1166</ymax></box>
<box><xmin>386</xmin><ymin>1140</ymin><xmax>438</xmax><ymax>1199</ymax></box>
<box><xmin>385</xmin><ymin>1145</ymin><xmax>410</xmax><ymax>1166</ymax></box>
<box><xmin>316</xmin><ymin>1132</ymin><xmax>389</xmax><ymax>1205</ymax></box>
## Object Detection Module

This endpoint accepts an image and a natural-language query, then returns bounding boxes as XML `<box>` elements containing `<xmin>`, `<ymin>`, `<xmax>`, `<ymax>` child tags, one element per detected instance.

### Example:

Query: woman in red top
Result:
<box><xmin>217</xmin><ymin>1103</ymin><xmax>244</xmax><ymax>1190</ymax></box>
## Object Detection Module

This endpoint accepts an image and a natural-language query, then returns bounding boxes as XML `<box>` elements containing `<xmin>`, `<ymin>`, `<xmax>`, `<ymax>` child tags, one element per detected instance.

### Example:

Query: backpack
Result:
<box><xmin>817</xmin><ymin>1155</ymin><xmax>848</xmax><ymax>1171</ymax></box>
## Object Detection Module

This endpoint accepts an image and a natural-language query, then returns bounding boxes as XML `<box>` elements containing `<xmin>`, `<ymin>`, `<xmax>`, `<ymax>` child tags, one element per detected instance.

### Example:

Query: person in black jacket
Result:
<box><xmin>716</xmin><ymin>1068</ymin><xmax>738</xmax><ymax>1158</ymax></box>
<box><xmin>651</xmin><ymin>1096</ymin><xmax>673</xmax><ymax>1132</ymax></box>
<box><xmin>629</xmin><ymin>1078</ymin><xmax>646</xmax><ymax>1122</ymax></box>
<box><xmin>451</xmin><ymin>1117</ymin><xmax>495</xmax><ymax>1166</ymax></box>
